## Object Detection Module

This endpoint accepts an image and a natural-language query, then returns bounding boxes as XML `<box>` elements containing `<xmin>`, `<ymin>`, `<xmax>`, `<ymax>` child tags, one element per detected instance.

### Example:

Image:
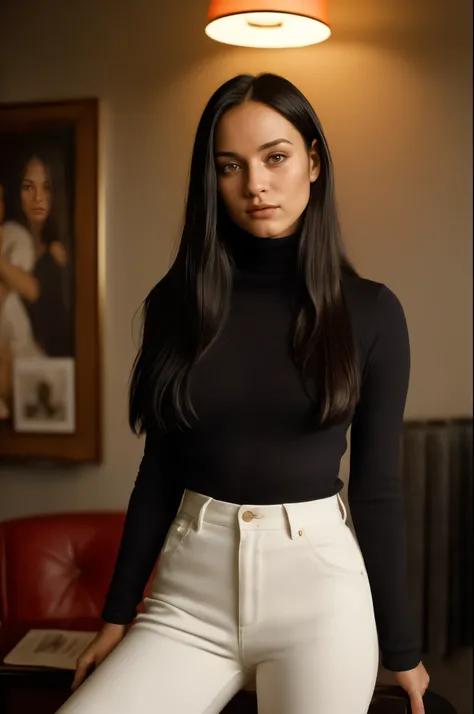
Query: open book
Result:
<box><xmin>3</xmin><ymin>629</ymin><xmax>97</xmax><ymax>670</ymax></box>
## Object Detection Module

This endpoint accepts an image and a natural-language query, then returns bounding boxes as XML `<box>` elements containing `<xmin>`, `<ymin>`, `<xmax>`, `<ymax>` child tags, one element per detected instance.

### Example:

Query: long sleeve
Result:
<box><xmin>102</xmin><ymin>432</ymin><xmax>185</xmax><ymax>624</ymax></box>
<box><xmin>349</xmin><ymin>285</ymin><xmax>421</xmax><ymax>672</ymax></box>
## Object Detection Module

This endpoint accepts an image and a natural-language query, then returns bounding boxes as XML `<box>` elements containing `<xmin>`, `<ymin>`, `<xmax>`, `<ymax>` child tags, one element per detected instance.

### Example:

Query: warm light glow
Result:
<box><xmin>206</xmin><ymin>1</ymin><xmax>331</xmax><ymax>48</ymax></box>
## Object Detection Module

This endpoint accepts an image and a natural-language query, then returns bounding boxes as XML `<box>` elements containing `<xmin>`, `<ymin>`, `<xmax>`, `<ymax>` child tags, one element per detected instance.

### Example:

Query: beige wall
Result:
<box><xmin>0</xmin><ymin>0</ymin><xmax>471</xmax><ymax>519</ymax></box>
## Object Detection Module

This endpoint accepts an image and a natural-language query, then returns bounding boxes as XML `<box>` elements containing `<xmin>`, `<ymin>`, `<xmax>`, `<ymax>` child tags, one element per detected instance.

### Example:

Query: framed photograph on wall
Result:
<box><xmin>0</xmin><ymin>99</ymin><xmax>101</xmax><ymax>462</ymax></box>
<box><xmin>13</xmin><ymin>357</ymin><xmax>76</xmax><ymax>434</ymax></box>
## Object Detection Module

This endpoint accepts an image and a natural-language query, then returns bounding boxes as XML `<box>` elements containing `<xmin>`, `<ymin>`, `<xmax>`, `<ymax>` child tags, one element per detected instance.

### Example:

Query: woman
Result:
<box><xmin>0</xmin><ymin>147</ymin><xmax>73</xmax><ymax>359</ymax></box>
<box><xmin>59</xmin><ymin>73</ymin><xmax>429</xmax><ymax>714</ymax></box>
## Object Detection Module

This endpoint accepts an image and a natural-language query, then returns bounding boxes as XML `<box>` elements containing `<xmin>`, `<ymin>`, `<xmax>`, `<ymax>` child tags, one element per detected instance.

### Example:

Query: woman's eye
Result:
<box><xmin>220</xmin><ymin>163</ymin><xmax>240</xmax><ymax>175</ymax></box>
<box><xmin>267</xmin><ymin>153</ymin><xmax>287</xmax><ymax>165</ymax></box>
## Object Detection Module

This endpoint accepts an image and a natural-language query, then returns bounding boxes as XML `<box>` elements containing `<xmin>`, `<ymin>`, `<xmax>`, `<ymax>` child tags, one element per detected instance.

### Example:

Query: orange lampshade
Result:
<box><xmin>205</xmin><ymin>0</ymin><xmax>331</xmax><ymax>48</ymax></box>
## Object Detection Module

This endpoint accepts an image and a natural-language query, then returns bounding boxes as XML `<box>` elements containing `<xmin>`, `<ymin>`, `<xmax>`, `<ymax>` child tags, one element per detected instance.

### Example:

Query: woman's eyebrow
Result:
<box><xmin>215</xmin><ymin>138</ymin><xmax>292</xmax><ymax>159</ymax></box>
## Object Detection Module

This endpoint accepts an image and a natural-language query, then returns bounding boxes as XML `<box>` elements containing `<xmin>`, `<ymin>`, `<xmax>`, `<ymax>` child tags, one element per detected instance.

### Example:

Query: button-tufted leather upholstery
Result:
<box><xmin>0</xmin><ymin>512</ymin><xmax>157</xmax><ymax>625</ymax></box>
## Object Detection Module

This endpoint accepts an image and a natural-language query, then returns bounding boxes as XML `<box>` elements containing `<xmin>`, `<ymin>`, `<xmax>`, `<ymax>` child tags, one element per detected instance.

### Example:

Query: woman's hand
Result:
<box><xmin>71</xmin><ymin>622</ymin><xmax>127</xmax><ymax>692</ymax></box>
<box><xmin>393</xmin><ymin>662</ymin><xmax>430</xmax><ymax>714</ymax></box>
<box><xmin>49</xmin><ymin>240</ymin><xmax>68</xmax><ymax>267</ymax></box>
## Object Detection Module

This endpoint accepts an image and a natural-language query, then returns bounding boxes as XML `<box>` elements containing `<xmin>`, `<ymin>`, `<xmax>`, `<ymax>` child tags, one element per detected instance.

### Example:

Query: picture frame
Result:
<box><xmin>13</xmin><ymin>357</ymin><xmax>76</xmax><ymax>435</ymax></box>
<box><xmin>0</xmin><ymin>99</ymin><xmax>101</xmax><ymax>462</ymax></box>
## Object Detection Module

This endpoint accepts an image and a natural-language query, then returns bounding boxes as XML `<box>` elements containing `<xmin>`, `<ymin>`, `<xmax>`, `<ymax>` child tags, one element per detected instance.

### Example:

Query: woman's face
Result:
<box><xmin>215</xmin><ymin>101</ymin><xmax>320</xmax><ymax>239</ymax></box>
<box><xmin>20</xmin><ymin>158</ymin><xmax>52</xmax><ymax>228</ymax></box>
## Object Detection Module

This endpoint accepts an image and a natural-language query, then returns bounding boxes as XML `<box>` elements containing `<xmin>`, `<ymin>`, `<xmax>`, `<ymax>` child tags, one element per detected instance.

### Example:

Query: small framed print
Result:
<box><xmin>13</xmin><ymin>357</ymin><xmax>75</xmax><ymax>434</ymax></box>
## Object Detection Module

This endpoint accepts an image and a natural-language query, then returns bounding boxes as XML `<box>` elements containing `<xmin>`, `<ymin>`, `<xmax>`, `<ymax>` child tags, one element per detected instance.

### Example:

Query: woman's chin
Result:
<box><xmin>29</xmin><ymin>217</ymin><xmax>47</xmax><ymax>229</ymax></box>
<box><xmin>230</xmin><ymin>213</ymin><xmax>299</xmax><ymax>239</ymax></box>
<box><xmin>246</xmin><ymin>222</ymin><xmax>295</xmax><ymax>240</ymax></box>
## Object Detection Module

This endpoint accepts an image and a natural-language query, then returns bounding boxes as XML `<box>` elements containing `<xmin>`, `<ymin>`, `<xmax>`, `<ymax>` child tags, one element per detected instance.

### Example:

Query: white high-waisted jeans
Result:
<box><xmin>57</xmin><ymin>490</ymin><xmax>379</xmax><ymax>714</ymax></box>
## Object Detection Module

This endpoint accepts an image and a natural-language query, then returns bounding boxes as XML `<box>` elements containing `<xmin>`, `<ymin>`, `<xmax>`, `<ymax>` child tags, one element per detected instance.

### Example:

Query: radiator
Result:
<box><xmin>401</xmin><ymin>418</ymin><xmax>473</xmax><ymax>657</ymax></box>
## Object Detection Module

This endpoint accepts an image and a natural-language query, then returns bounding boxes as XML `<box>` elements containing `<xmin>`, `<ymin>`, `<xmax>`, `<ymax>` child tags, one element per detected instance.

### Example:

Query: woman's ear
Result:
<box><xmin>309</xmin><ymin>139</ymin><xmax>320</xmax><ymax>183</ymax></box>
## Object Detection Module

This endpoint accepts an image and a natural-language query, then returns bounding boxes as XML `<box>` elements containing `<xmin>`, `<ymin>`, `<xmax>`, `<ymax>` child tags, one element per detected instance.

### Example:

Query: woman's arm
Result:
<box><xmin>0</xmin><ymin>254</ymin><xmax>39</xmax><ymax>302</ymax></box>
<box><xmin>102</xmin><ymin>430</ymin><xmax>184</xmax><ymax>624</ymax></box>
<box><xmin>348</xmin><ymin>285</ymin><xmax>421</xmax><ymax>672</ymax></box>
<box><xmin>102</xmin><ymin>275</ymin><xmax>183</xmax><ymax>624</ymax></box>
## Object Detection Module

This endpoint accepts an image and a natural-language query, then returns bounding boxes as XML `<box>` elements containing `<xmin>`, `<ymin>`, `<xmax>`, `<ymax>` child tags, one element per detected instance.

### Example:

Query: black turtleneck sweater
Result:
<box><xmin>102</xmin><ymin>228</ymin><xmax>420</xmax><ymax>672</ymax></box>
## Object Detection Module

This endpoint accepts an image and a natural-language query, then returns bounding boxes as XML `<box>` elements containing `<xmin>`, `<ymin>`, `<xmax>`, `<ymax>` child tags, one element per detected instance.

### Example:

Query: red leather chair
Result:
<box><xmin>0</xmin><ymin>511</ymin><xmax>157</xmax><ymax>626</ymax></box>
<box><xmin>0</xmin><ymin>512</ymin><xmax>159</xmax><ymax>714</ymax></box>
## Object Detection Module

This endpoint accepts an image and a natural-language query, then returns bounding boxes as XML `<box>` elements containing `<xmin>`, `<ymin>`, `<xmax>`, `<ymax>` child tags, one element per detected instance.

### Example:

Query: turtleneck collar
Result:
<box><xmin>227</xmin><ymin>221</ymin><xmax>300</xmax><ymax>276</ymax></box>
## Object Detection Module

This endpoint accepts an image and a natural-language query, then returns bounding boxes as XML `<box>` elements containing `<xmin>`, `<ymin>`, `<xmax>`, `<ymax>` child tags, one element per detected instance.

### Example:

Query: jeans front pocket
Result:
<box><xmin>161</xmin><ymin>512</ymin><xmax>195</xmax><ymax>557</ymax></box>
<box><xmin>303</xmin><ymin>522</ymin><xmax>366</xmax><ymax>577</ymax></box>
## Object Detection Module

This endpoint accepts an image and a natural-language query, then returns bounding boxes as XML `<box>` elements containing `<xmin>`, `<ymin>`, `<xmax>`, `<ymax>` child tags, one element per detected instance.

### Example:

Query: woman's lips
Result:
<box><xmin>247</xmin><ymin>207</ymin><xmax>278</xmax><ymax>218</ymax></box>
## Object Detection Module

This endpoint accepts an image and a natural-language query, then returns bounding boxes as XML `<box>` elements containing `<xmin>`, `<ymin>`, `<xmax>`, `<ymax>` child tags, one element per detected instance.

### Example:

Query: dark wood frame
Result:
<box><xmin>0</xmin><ymin>98</ymin><xmax>101</xmax><ymax>463</ymax></box>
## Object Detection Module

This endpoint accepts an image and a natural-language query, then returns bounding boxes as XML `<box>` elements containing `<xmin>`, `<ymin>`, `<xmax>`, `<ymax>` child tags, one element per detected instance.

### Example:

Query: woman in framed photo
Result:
<box><xmin>0</xmin><ymin>144</ymin><xmax>74</xmax><ymax>361</ymax></box>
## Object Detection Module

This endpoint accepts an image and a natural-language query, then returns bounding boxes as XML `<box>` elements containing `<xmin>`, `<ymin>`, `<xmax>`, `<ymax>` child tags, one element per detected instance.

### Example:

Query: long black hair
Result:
<box><xmin>130</xmin><ymin>73</ymin><xmax>360</xmax><ymax>434</ymax></box>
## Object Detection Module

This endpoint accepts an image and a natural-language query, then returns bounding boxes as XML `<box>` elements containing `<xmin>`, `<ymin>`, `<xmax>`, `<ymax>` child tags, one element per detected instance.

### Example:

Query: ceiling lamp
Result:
<box><xmin>205</xmin><ymin>0</ymin><xmax>331</xmax><ymax>49</ymax></box>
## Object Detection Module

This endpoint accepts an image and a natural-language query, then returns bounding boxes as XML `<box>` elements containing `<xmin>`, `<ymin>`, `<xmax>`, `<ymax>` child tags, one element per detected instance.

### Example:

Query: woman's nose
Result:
<box><xmin>245</xmin><ymin>165</ymin><xmax>268</xmax><ymax>196</ymax></box>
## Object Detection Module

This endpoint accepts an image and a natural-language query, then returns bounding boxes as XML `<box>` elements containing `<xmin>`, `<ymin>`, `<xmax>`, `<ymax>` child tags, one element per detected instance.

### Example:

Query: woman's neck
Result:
<box><xmin>227</xmin><ymin>222</ymin><xmax>300</xmax><ymax>276</ymax></box>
